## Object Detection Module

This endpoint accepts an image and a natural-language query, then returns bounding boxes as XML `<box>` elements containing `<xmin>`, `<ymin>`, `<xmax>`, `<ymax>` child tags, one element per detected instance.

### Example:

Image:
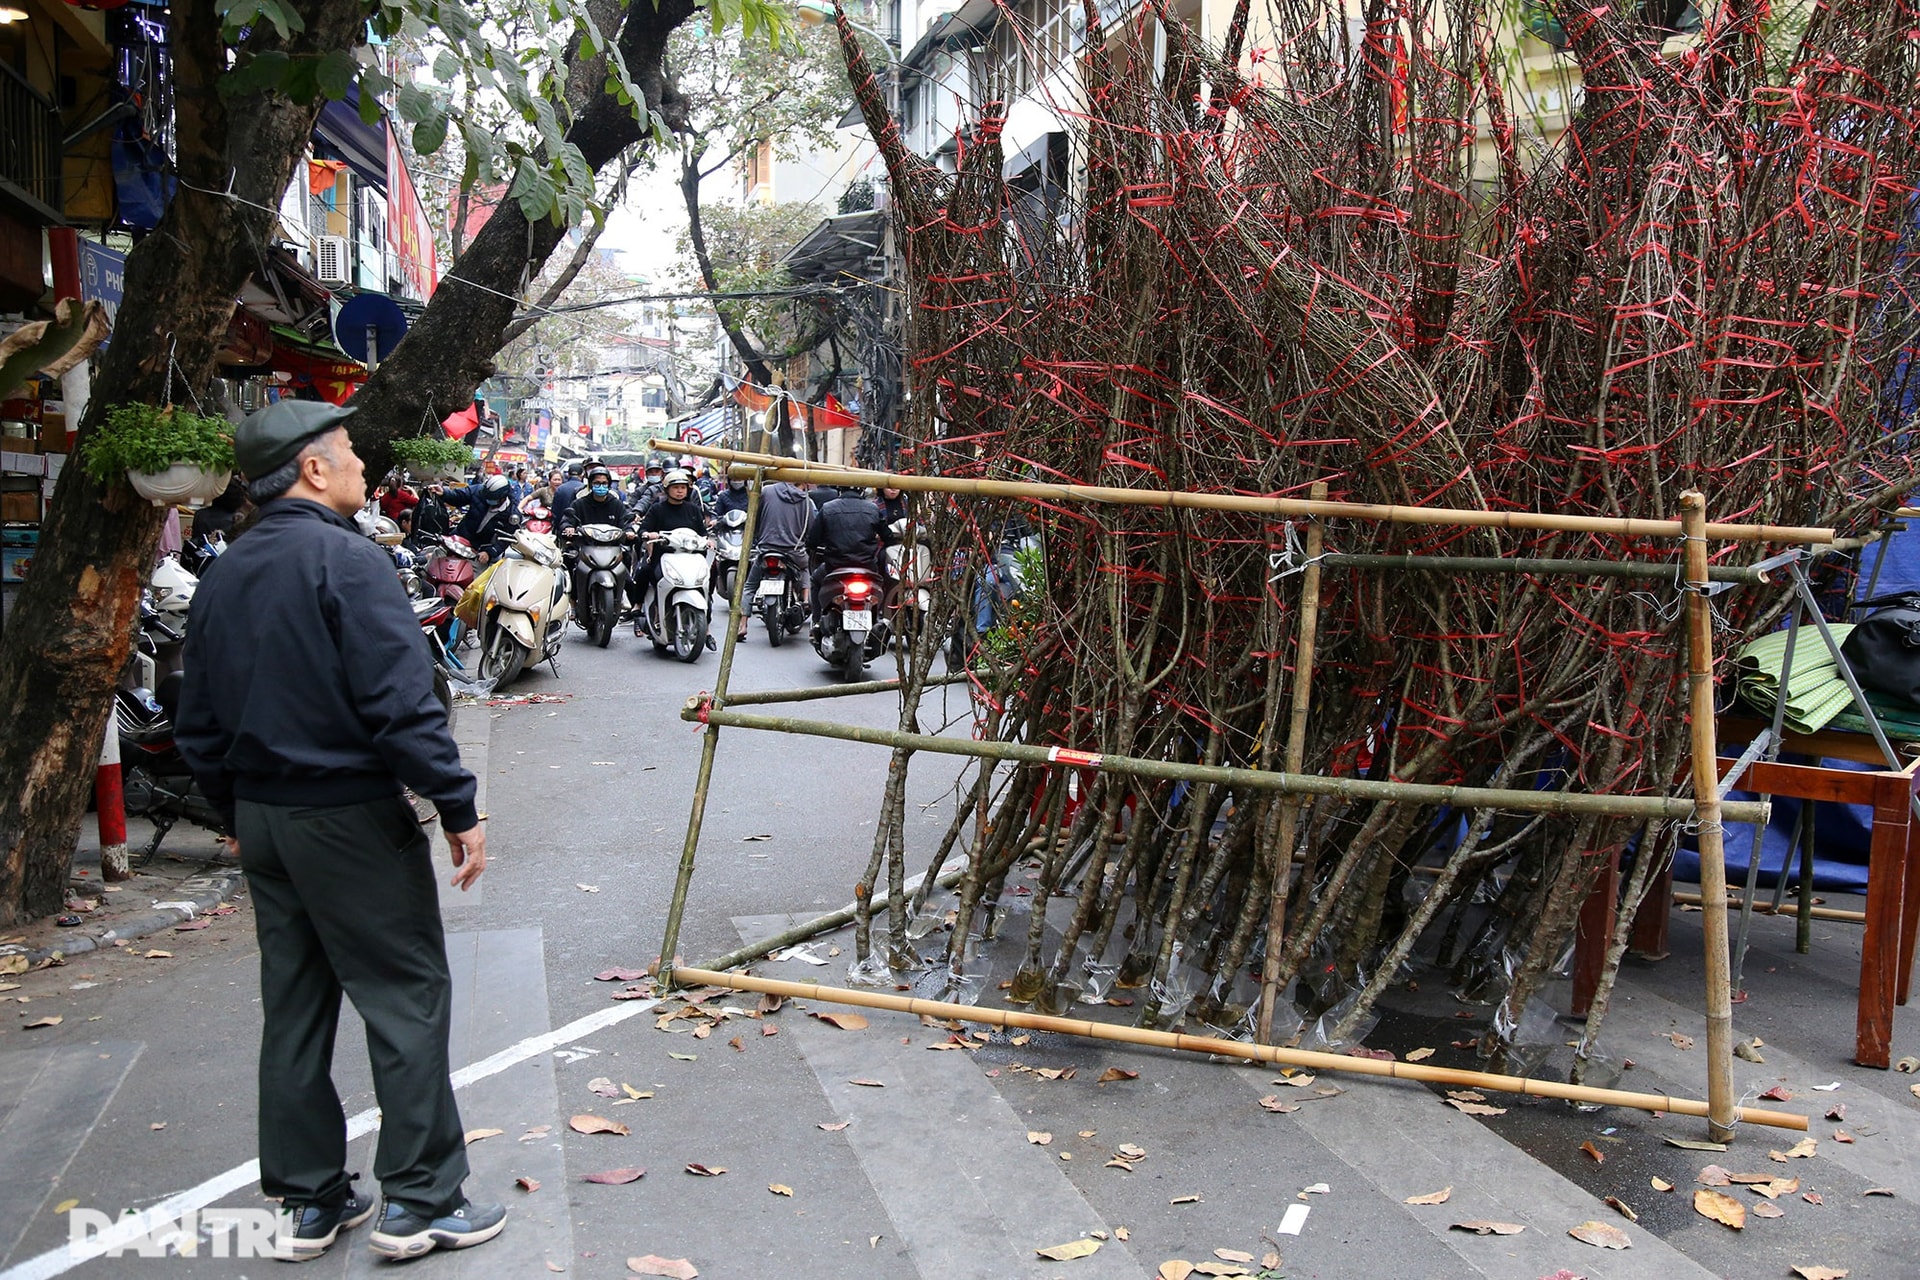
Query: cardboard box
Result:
<box><xmin>1</xmin><ymin>490</ymin><xmax>40</xmax><ymax>523</ymax></box>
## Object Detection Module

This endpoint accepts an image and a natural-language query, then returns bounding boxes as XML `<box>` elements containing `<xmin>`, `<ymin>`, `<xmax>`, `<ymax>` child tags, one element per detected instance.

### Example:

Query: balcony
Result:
<box><xmin>0</xmin><ymin>60</ymin><xmax>62</xmax><ymax>223</ymax></box>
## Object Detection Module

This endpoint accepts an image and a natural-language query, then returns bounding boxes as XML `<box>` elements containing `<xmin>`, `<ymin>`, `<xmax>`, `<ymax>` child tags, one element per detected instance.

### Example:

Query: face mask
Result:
<box><xmin>591</xmin><ymin>484</ymin><xmax>609</xmax><ymax>498</ymax></box>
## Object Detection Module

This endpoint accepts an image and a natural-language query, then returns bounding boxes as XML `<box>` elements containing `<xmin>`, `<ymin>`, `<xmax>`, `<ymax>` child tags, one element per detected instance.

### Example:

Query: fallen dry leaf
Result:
<box><xmin>515</xmin><ymin>1177</ymin><xmax>540</xmax><ymax>1193</ymax></box>
<box><xmin>818</xmin><ymin>1121</ymin><xmax>850</xmax><ymax>1132</ymax></box>
<box><xmin>729</xmin><ymin>1037</ymin><xmax>744</xmax><ymax>1052</ymax></box>
<box><xmin>627</xmin><ymin>1257</ymin><xmax>698</xmax><ymax>1279</ymax></box>
<box><xmin>1694</xmin><ymin>1188</ymin><xmax>1746</xmax><ymax>1229</ymax></box>
<box><xmin>1803</xmin><ymin>1192</ymin><xmax>1824</xmax><ymax>1205</ymax></box>
<box><xmin>587</xmin><ymin>1077</ymin><xmax>621</xmax><ymax>1098</ymax></box>
<box><xmin>1027</xmin><ymin>1131</ymin><xmax>1054</xmax><ymax>1145</ymax></box>
<box><xmin>1105</xmin><ymin>1159</ymin><xmax>1136</xmax><ymax>1171</ymax></box>
<box><xmin>1117</xmin><ymin>1143</ymin><xmax>1147</xmax><ymax>1159</ymax></box>
<box><xmin>581</xmin><ymin>1167</ymin><xmax>645</xmax><ymax>1185</ymax></box>
<box><xmin>668</xmin><ymin>1052</ymin><xmax>697</xmax><ymax>1062</ymax></box>
<box><xmin>1834</xmin><ymin>1130</ymin><xmax>1854</xmax><ymax>1144</ymax></box>
<box><xmin>1752</xmin><ymin>1202</ymin><xmax>1785</xmax><ymax>1219</ymax></box>
<box><xmin>1863</xmin><ymin>1187</ymin><xmax>1896</xmax><ymax>1196</ymax></box>
<box><xmin>1446</xmin><ymin>1098</ymin><xmax>1507</xmax><ymax>1117</ymax></box>
<box><xmin>463</xmin><ymin>1128</ymin><xmax>504</xmax><ymax>1145</ymax></box>
<box><xmin>575</xmin><ymin>884</ymin><xmax>598</xmax><ymax>893</ymax></box>
<box><xmin>52</xmin><ymin>1199</ymin><xmax>79</xmax><ymax>1214</ymax></box>
<box><xmin>1696</xmin><ymin>1164</ymin><xmax>1733</xmax><ymax>1186</ymax></box>
<box><xmin>149</xmin><ymin>1122</ymin><xmax>167</xmax><ymax>1131</ymax></box>
<box><xmin>761</xmin><ymin>1024</ymin><xmax>778</xmax><ymax>1037</ymax></box>
<box><xmin>691</xmin><ymin>1024</ymin><xmax>712</xmax><ymax>1040</ymax></box>
<box><xmin>1579</xmin><ymin>1140</ymin><xmax>1606</xmax><ymax>1164</ymax></box>
<box><xmin>519</xmin><ymin>1125</ymin><xmax>552</xmax><ymax>1141</ymax></box>
<box><xmin>1759</xmin><ymin>1085</ymin><xmax>1794</xmax><ymax>1102</ymax></box>
<box><xmin>684</xmin><ymin>1163</ymin><xmax>726</xmax><ymax>1177</ymax></box>
<box><xmin>18</xmin><ymin>1014</ymin><xmax>57</xmax><ymax>1029</ymax></box>
<box><xmin>623</xmin><ymin>1086</ymin><xmax>652</xmax><ymax>1101</ymax></box>
<box><xmin>1790</xmin><ymin>1268</ymin><xmax>1848</xmax><ymax>1280</ymax></box>
<box><xmin>1406</xmin><ymin>1047</ymin><xmax>1435</xmax><ymax>1063</ymax></box>
<box><xmin>1115</xmin><ymin>1227</ymin><xmax>1130</xmax><ymax>1241</ymax></box>
<box><xmin>1170</xmin><ymin>1194</ymin><xmax>1202</xmax><ymax>1205</ymax></box>
<box><xmin>1734</xmin><ymin>1038</ymin><xmax>1766</xmax><ymax>1063</ymax></box>
<box><xmin>1213</xmin><ymin>1248</ymin><xmax>1253</xmax><ymax>1263</ymax></box>
<box><xmin>1079</xmin><ymin>1130</ymin><xmax>1097</xmax><ymax>1138</ymax></box>
<box><xmin>1299</xmin><ymin>1183</ymin><xmax>1330</xmax><ymax>1197</ymax></box>
<box><xmin>1274</xmin><ymin>1072</ymin><xmax>1317</xmax><ymax>1088</ymax></box>
<box><xmin>1664</xmin><ymin>1136</ymin><xmax>1728</xmax><ymax>1152</ymax></box>
<box><xmin>1568</xmin><ymin>1220</ymin><xmax>1632</xmax><ymax>1249</ymax></box>
<box><xmin>1449</xmin><ymin>1221</ymin><xmax>1525</xmax><ymax>1236</ymax></box>
<box><xmin>813</xmin><ymin>1011</ymin><xmax>870</xmax><ymax>1031</ymax></box>
<box><xmin>1098</xmin><ymin>1067</ymin><xmax>1139</xmax><ymax>1083</ymax></box>
<box><xmin>144</xmin><ymin>950</ymin><xmax>172</xmax><ymax>959</ymax></box>
<box><xmin>1663</xmin><ymin>1030</ymin><xmax>1695</xmax><ymax>1050</ymax></box>
<box><xmin>1258</xmin><ymin>1096</ymin><xmax>1299</xmax><ymax>1114</ymax></box>
<box><xmin>1261</xmin><ymin>1254</ymin><xmax>1279</xmax><ymax>1271</ymax></box>
<box><xmin>848</xmin><ymin>1078</ymin><xmax>885</xmax><ymax>1088</ymax></box>
<box><xmin>1771</xmin><ymin>1137</ymin><xmax>1818</xmax><ymax>1161</ymax></box>
<box><xmin>1826</xmin><ymin>1104</ymin><xmax>1847</xmax><ymax>1121</ymax></box>
<box><xmin>769</xmin><ymin>1183</ymin><xmax>793</xmax><ymax>1197</ymax></box>
<box><xmin>1651</xmin><ymin>1177</ymin><xmax>1674</xmax><ymax>1192</ymax></box>
<box><xmin>1446</xmin><ymin>1089</ymin><xmax>1486</xmax><ymax>1103</ymax></box>
<box><xmin>568</xmin><ymin>1114</ymin><xmax>629</xmax><ymax>1137</ymax></box>
<box><xmin>546</xmin><ymin>1264</ymin><xmax>565</xmax><ymax>1274</ymax></box>
<box><xmin>1191</xmin><ymin>1265</ymin><xmax>1249</xmax><ymax>1278</ymax></box>
<box><xmin>594</xmin><ymin>967</ymin><xmax>646</xmax><ymax>982</ymax></box>
<box><xmin>1010</xmin><ymin>1034</ymin><xmax>1030</xmax><ymax>1046</ymax></box>
<box><xmin>1158</xmin><ymin>1263</ymin><xmax>1195</xmax><ymax>1280</ymax></box>
<box><xmin>1035</xmin><ymin>1239</ymin><xmax>1101</xmax><ymax>1261</ymax></box>
<box><xmin>1404</xmin><ymin>1187</ymin><xmax>1452</xmax><ymax>1206</ymax></box>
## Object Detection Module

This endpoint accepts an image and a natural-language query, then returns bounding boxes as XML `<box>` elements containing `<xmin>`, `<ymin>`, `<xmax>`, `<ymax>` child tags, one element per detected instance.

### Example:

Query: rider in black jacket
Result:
<box><xmin>805</xmin><ymin>490</ymin><xmax>888</xmax><ymax>623</ymax></box>
<box><xmin>630</xmin><ymin>469</ymin><xmax>710</xmax><ymax>625</ymax></box>
<box><xmin>560</xmin><ymin>466</ymin><xmax>629</xmax><ymax>608</ymax></box>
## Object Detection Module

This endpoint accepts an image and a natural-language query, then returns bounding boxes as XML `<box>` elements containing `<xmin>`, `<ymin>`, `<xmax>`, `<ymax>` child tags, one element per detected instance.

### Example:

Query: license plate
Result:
<box><xmin>845</xmin><ymin>608</ymin><xmax>872</xmax><ymax>630</ymax></box>
<box><xmin>757</xmin><ymin>579</ymin><xmax>785</xmax><ymax>598</ymax></box>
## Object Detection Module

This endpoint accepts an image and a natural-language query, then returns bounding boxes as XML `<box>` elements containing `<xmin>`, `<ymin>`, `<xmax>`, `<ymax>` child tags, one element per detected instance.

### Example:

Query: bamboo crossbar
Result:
<box><xmin>720</xmin><ymin>671</ymin><xmax>972</xmax><ymax>707</ymax></box>
<box><xmin>1321</xmin><ymin>553</ymin><xmax>1765</xmax><ymax>584</ymax></box>
<box><xmin>684</xmin><ymin>701</ymin><xmax>1770</xmax><ymax>824</ymax></box>
<box><xmin>668</xmin><ymin>967</ymin><xmax>1808</xmax><ymax>1131</ymax></box>
<box><xmin>663</xmin><ymin>441</ymin><xmax>1832</xmax><ymax>544</ymax></box>
<box><xmin>1674</xmin><ymin>890</ymin><xmax>1866</xmax><ymax>924</ymax></box>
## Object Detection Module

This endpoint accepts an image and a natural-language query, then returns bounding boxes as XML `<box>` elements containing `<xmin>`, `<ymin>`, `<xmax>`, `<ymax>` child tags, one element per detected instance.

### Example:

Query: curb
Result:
<box><xmin>3</xmin><ymin>868</ymin><xmax>247</xmax><ymax>968</ymax></box>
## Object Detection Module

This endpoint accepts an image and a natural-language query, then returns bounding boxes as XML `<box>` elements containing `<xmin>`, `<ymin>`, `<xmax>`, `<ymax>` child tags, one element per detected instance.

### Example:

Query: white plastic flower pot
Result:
<box><xmin>128</xmin><ymin>463</ymin><xmax>231</xmax><ymax>508</ymax></box>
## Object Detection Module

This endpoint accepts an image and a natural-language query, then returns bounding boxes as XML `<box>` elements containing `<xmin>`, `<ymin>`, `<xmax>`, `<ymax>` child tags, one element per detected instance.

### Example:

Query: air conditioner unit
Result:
<box><xmin>315</xmin><ymin>235</ymin><xmax>351</xmax><ymax>286</ymax></box>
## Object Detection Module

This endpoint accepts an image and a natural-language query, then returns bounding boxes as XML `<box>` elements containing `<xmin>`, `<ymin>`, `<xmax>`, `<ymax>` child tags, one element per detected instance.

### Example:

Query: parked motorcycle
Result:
<box><xmin>474</xmin><ymin>529</ymin><xmax>571</xmax><ymax>688</ymax></box>
<box><xmin>149</xmin><ymin>555</ymin><xmax>199</xmax><ymax>633</ymax></box>
<box><xmin>637</xmin><ymin>526</ymin><xmax>714</xmax><ymax>663</ymax></box>
<box><xmin>114</xmin><ymin>665</ymin><xmax>226</xmax><ymax>864</ymax></box>
<box><xmin>569</xmin><ymin>523</ymin><xmax>632</xmax><ymax>649</ymax></box>
<box><xmin>712</xmin><ymin>507</ymin><xmax>748</xmax><ymax>602</ymax></box>
<box><xmin>420</xmin><ymin>533</ymin><xmax>479</xmax><ymax>645</ymax></box>
<box><xmin>749</xmin><ymin>546</ymin><xmax>808</xmax><ymax>647</ymax></box>
<box><xmin>813</xmin><ymin>564</ymin><xmax>890</xmax><ymax>681</ymax></box>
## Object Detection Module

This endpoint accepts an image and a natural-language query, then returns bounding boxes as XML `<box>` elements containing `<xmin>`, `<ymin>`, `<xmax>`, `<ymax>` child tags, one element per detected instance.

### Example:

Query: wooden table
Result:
<box><xmin>1573</xmin><ymin>716</ymin><xmax>1920</xmax><ymax>1068</ymax></box>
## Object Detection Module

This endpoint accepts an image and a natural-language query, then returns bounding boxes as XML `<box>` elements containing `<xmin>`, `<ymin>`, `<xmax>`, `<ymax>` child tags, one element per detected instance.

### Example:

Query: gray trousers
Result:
<box><xmin>237</xmin><ymin>795</ymin><xmax>469</xmax><ymax>1214</ymax></box>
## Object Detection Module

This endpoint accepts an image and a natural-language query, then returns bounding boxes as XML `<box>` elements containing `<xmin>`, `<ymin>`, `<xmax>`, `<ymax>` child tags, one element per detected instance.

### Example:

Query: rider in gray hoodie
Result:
<box><xmin>738</xmin><ymin>481</ymin><xmax>813</xmax><ymax>638</ymax></box>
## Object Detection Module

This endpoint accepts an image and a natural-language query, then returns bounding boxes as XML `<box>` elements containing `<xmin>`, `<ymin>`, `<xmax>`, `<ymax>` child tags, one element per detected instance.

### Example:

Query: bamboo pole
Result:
<box><xmin>1320</xmin><ymin>553</ymin><xmax>1766</xmax><ymax>585</ymax></box>
<box><xmin>719</xmin><ymin>670</ymin><xmax>971</xmax><ymax>707</ymax></box>
<box><xmin>667</xmin><ymin>966</ymin><xmax>1807</xmax><ymax>1131</ymax></box>
<box><xmin>1682</xmin><ymin>492</ymin><xmax>1738</xmax><ymax>1142</ymax></box>
<box><xmin>656</xmin><ymin>469</ymin><xmax>766</xmax><ymax>984</ymax></box>
<box><xmin>685</xmin><ymin>702</ymin><xmax>1771</xmax><ymax>824</ymax></box>
<box><xmin>665</xmin><ymin>441</ymin><xmax>1832</xmax><ymax>544</ymax></box>
<box><xmin>695</xmin><ymin>859</ymin><xmax>971</xmax><ymax>974</ymax></box>
<box><xmin>1674</xmin><ymin>890</ymin><xmax>1865</xmax><ymax>924</ymax></box>
<box><xmin>1258</xmin><ymin>484</ymin><xmax>1325</xmax><ymax>1043</ymax></box>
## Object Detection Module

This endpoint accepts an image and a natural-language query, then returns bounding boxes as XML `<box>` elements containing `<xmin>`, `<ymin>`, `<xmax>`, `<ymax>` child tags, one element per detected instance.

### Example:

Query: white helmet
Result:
<box><xmin>664</xmin><ymin>468</ymin><xmax>693</xmax><ymax>487</ymax></box>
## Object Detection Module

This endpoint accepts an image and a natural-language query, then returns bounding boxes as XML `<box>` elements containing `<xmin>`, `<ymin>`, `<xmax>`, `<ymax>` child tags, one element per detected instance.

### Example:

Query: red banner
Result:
<box><xmin>386</xmin><ymin>127</ymin><xmax>439</xmax><ymax>301</ymax></box>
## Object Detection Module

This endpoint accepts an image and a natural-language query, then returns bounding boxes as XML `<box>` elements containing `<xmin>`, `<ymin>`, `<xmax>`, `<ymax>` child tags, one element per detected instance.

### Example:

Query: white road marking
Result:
<box><xmin>0</xmin><ymin>996</ymin><xmax>658</xmax><ymax>1280</ymax></box>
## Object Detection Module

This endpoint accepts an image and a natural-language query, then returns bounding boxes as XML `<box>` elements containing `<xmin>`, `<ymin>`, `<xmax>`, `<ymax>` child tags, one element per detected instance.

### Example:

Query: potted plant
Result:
<box><xmin>389</xmin><ymin>434</ymin><xmax>475</xmax><ymax>481</ymax></box>
<box><xmin>78</xmin><ymin>403</ymin><xmax>235</xmax><ymax>507</ymax></box>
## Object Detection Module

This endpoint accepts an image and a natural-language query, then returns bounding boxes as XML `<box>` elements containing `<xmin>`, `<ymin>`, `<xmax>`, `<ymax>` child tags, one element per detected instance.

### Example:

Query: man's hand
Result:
<box><xmin>445</xmin><ymin>824</ymin><xmax>488</xmax><ymax>890</ymax></box>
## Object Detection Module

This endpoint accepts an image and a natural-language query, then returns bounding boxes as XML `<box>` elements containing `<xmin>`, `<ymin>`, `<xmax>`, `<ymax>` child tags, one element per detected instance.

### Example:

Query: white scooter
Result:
<box><xmin>475</xmin><ymin>530</ymin><xmax>571</xmax><ymax>689</ymax></box>
<box><xmin>884</xmin><ymin>518</ymin><xmax>931</xmax><ymax>644</ymax></box>
<box><xmin>638</xmin><ymin>526</ymin><xmax>714</xmax><ymax>663</ymax></box>
<box><xmin>712</xmin><ymin>507</ymin><xmax>748</xmax><ymax>601</ymax></box>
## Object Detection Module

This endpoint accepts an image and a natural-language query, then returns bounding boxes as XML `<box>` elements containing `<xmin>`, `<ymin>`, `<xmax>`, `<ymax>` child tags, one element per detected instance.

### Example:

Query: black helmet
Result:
<box><xmin>645</xmin><ymin>459</ymin><xmax>665</xmax><ymax>476</ymax></box>
<box><xmin>587</xmin><ymin>466</ymin><xmax>613</xmax><ymax>486</ymax></box>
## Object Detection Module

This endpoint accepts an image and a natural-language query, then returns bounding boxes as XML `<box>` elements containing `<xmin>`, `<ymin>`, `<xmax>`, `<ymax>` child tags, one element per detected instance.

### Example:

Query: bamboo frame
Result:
<box><xmin>667</xmin><ymin>967</ymin><xmax>1807</xmax><ymax>1131</ymax></box>
<box><xmin>1258</xmin><ymin>483</ymin><xmax>1325</xmax><ymax>1043</ymax></box>
<box><xmin>663</xmin><ymin>441</ymin><xmax>1833</xmax><ymax>544</ymax></box>
<box><xmin>682</xmin><ymin>703</ymin><xmax>1770</xmax><ymax>825</ymax></box>
<box><xmin>1675</xmin><ymin>890</ymin><xmax>1866</xmax><ymax>925</ymax></box>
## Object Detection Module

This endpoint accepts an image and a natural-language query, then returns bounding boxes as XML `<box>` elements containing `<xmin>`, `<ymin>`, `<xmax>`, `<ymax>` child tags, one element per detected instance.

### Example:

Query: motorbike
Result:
<box><xmin>149</xmin><ymin>555</ymin><xmax>199</xmax><ymax>633</ymax></box>
<box><xmin>711</xmin><ymin>508</ymin><xmax>748</xmax><ymax>602</ymax></box>
<box><xmin>410</xmin><ymin>596</ymin><xmax>466</xmax><ymax>710</ymax></box>
<box><xmin>474</xmin><ymin>529</ymin><xmax>571</xmax><ymax>688</ymax></box>
<box><xmin>749</xmin><ymin>546</ymin><xmax>807</xmax><ymax>647</ymax></box>
<box><xmin>115</xmin><ymin>616</ymin><xmax>226</xmax><ymax>863</ymax></box>
<box><xmin>420</xmin><ymin>534</ymin><xmax>479</xmax><ymax>645</ymax></box>
<box><xmin>813</xmin><ymin>563</ymin><xmax>890</xmax><ymax>681</ymax></box>
<box><xmin>520</xmin><ymin>495</ymin><xmax>555</xmax><ymax>535</ymax></box>
<box><xmin>179</xmin><ymin>530</ymin><xmax>225</xmax><ymax>578</ymax></box>
<box><xmin>637</xmin><ymin>526</ymin><xmax>714</xmax><ymax>663</ymax></box>
<box><xmin>884</xmin><ymin>518</ymin><xmax>931</xmax><ymax>644</ymax></box>
<box><xmin>569</xmin><ymin>523</ymin><xmax>632</xmax><ymax>649</ymax></box>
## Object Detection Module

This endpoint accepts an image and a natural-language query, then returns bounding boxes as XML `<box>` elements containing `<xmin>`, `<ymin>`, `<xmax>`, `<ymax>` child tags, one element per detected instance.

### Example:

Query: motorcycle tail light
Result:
<box><xmin>845</xmin><ymin>578</ymin><xmax>874</xmax><ymax>601</ymax></box>
<box><xmin>765</xmin><ymin>555</ymin><xmax>783</xmax><ymax>572</ymax></box>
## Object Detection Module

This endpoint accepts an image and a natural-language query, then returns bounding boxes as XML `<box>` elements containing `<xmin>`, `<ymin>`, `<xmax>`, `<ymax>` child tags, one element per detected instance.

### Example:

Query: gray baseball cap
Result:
<box><xmin>234</xmin><ymin>400</ymin><xmax>355</xmax><ymax>479</ymax></box>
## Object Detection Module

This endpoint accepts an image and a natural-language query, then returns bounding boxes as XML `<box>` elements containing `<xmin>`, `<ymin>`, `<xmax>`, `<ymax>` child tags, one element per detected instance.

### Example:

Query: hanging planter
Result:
<box><xmin>389</xmin><ymin>434</ymin><xmax>476</xmax><ymax>481</ymax></box>
<box><xmin>78</xmin><ymin>404</ymin><xmax>236</xmax><ymax>508</ymax></box>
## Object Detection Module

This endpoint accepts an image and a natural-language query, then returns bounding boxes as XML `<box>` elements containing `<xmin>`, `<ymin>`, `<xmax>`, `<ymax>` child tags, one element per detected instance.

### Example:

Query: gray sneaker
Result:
<box><xmin>367</xmin><ymin>1198</ymin><xmax>506</xmax><ymax>1259</ymax></box>
<box><xmin>274</xmin><ymin>1188</ymin><xmax>376</xmax><ymax>1262</ymax></box>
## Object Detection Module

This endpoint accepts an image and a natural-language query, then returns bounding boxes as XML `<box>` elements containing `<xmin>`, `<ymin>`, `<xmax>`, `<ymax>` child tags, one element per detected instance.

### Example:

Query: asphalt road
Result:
<box><xmin>3</xmin><ymin>600</ymin><xmax>1919</xmax><ymax>1279</ymax></box>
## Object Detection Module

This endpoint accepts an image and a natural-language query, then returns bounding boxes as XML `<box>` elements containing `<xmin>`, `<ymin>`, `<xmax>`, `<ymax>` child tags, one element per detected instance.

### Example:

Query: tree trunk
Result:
<box><xmin>0</xmin><ymin>0</ymin><xmax>374</xmax><ymax>925</ymax></box>
<box><xmin>679</xmin><ymin>150</ymin><xmax>778</xmax><ymax>393</ymax></box>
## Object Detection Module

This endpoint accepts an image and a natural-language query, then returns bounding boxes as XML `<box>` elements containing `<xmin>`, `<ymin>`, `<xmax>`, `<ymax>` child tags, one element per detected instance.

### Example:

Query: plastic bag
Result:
<box><xmin>455</xmin><ymin>560</ymin><xmax>499</xmax><ymax>627</ymax></box>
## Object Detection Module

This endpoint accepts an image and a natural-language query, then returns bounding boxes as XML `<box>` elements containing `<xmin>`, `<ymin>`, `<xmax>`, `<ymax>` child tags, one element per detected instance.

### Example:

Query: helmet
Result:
<box><xmin>587</xmin><ymin>466</ymin><xmax>612</xmax><ymax>486</ymax></box>
<box><xmin>664</xmin><ymin>468</ymin><xmax>693</xmax><ymax>488</ymax></box>
<box><xmin>481</xmin><ymin>474</ymin><xmax>512</xmax><ymax>500</ymax></box>
<box><xmin>371</xmin><ymin>515</ymin><xmax>404</xmax><ymax>545</ymax></box>
<box><xmin>644</xmin><ymin>459</ymin><xmax>664</xmax><ymax>475</ymax></box>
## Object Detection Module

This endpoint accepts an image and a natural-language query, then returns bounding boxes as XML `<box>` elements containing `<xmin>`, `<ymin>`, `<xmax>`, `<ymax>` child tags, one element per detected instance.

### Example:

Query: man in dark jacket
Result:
<box><xmin>434</xmin><ymin>473</ymin><xmax>520</xmax><ymax>563</ymax></box>
<box><xmin>737</xmin><ymin>480</ymin><xmax>812</xmax><ymax>639</ymax></box>
<box><xmin>175</xmin><ymin>401</ymin><xmax>505</xmax><ymax>1263</ymax></box>
<box><xmin>551</xmin><ymin>464</ymin><xmax>586</xmax><ymax>521</ymax></box>
<box><xmin>712</xmin><ymin>474</ymin><xmax>753</xmax><ymax>522</ymax></box>
<box><xmin>630</xmin><ymin>468</ymin><xmax>709</xmax><ymax>627</ymax></box>
<box><xmin>806</xmin><ymin>488</ymin><xmax>888</xmax><ymax>625</ymax></box>
<box><xmin>559</xmin><ymin>465</ymin><xmax>629</xmax><ymax>608</ymax></box>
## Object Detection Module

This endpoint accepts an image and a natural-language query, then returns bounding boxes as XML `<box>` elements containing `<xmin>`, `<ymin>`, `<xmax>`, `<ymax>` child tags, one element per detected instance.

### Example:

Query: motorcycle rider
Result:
<box><xmin>432</xmin><ymin>474</ymin><xmax>520</xmax><ymax>565</ymax></box>
<box><xmin>630</xmin><ymin>468</ymin><xmax>709</xmax><ymax>633</ymax></box>
<box><xmin>551</xmin><ymin>464</ymin><xmax>586</xmax><ymax>523</ymax></box>
<box><xmin>806</xmin><ymin>487</ymin><xmax>889</xmax><ymax>629</ymax></box>
<box><xmin>735</xmin><ymin>481</ymin><xmax>813</xmax><ymax>640</ymax></box>
<box><xmin>875</xmin><ymin>484</ymin><xmax>907</xmax><ymax>527</ymax></box>
<box><xmin>559</xmin><ymin>466</ymin><xmax>629</xmax><ymax>609</ymax></box>
<box><xmin>712</xmin><ymin>473</ymin><xmax>754</xmax><ymax>523</ymax></box>
<box><xmin>629</xmin><ymin>460</ymin><xmax>667</xmax><ymax>521</ymax></box>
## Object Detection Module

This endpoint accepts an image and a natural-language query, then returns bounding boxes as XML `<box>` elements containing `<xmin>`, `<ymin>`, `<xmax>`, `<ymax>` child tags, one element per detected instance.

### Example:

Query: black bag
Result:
<box><xmin>1841</xmin><ymin>594</ymin><xmax>1920</xmax><ymax>708</ymax></box>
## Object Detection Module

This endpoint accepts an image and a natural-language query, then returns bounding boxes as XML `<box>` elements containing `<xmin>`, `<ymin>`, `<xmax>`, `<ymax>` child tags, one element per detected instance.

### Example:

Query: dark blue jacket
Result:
<box><xmin>175</xmin><ymin>499</ymin><xmax>479</xmax><ymax>831</ymax></box>
<box><xmin>553</xmin><ymin>477</ymin><xmax>586</xmax><ymax>520</ymax></box>
<box><xmin>442</xmin><ymin>483</ymin><xmax>520</xmax><ymax>558</ymax></box>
